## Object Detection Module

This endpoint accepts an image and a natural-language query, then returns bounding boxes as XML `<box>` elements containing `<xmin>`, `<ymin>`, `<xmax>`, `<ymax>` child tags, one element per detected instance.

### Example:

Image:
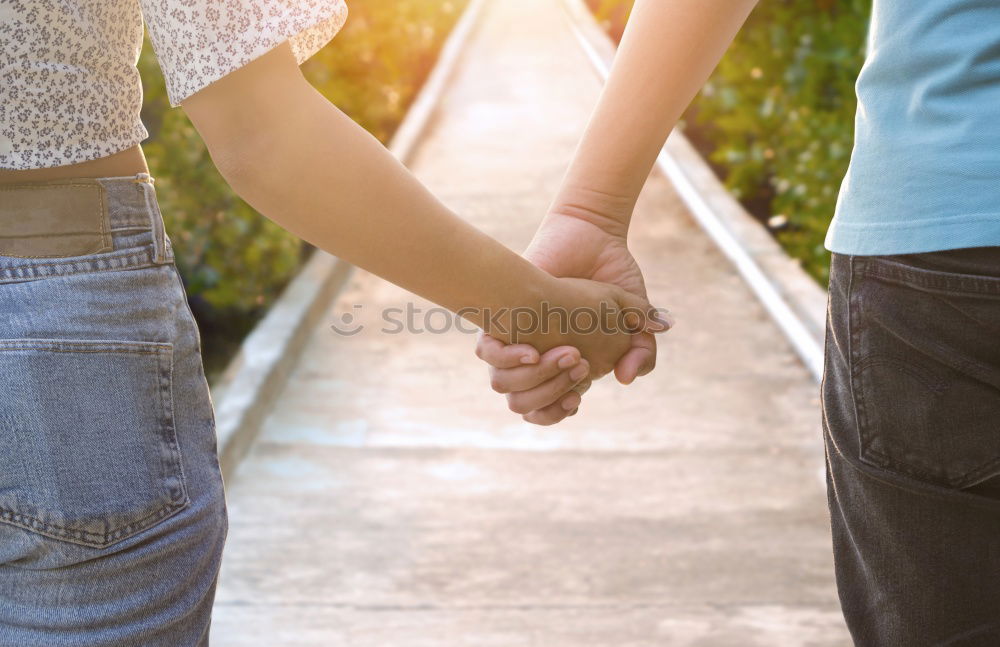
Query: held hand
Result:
<box><xmin>502</xmin><ymin>275</ymin><xmax>665</xmax><ymax>379</ymax></box>
<box><xmin>476</xmin><ymin>336</ymin><xmax>594</xmax><ymax>425</ymax></box>
<box><xmin>525</xmin><ymin>212</ymin><xmax>658</xmax><ymax>383</ymax></box>
<box><xmin>476</xmin><ymin>211</ymin><xmax>671</xmax><ymax>424</ymax></box>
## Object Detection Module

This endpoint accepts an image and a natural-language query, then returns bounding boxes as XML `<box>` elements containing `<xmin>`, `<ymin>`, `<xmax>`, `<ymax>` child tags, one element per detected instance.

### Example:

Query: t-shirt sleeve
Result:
<box><xmin>140</xmin><ymin>0</ymin><xmax>348</xmax><ymax>107</ymax></box>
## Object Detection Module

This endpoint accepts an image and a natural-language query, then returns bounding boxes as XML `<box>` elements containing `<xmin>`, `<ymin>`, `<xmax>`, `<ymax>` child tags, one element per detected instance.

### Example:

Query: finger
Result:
<box><xmin>506</xmin><ymin>360</ymin><xmax>590</xmax><ymax>414</ymax></box>
<box><xmin>522</xmin><ymin>389</ymin><xmax>584</xmax><ymax>426</ymax></box>
<box><xmin>489</xmin><ymin>346</ymin><xmax>581</xmax><ymax>394</ymax></box>
<box><xmin>476</xmin><ymin>333</ymin><xmax>540</xmax><ymax>369</ymax></box>
<box><xmin>614</xmin><ymin>347</ymin><xmax>655</xmax><ymax>385</ymax></box>
<box><xmin>615</xmin><ymin>291</ymin><xmax>674</xmax><ymax>335</ymax></box>
<box><xmin>614</xmin><ymin>333</ymin><xmax>657</xmax><ymax>385</ymax></box>
<box><xmin>572</xmin><ymin>379</ymin><xmax>593</xmax><ymax>396</ymax></box>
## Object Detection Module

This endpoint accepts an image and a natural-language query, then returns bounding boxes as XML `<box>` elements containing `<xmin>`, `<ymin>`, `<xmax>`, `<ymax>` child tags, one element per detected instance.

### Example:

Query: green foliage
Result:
<box><xmin>137</xmin><ymin>0</ymin><xmax>467</xmax><ymax>374</ymax></box>
<box><xmin>589</xmin><ymin>0</ymin><xmax>871</xmax><ymax>283</ymax></box>
<box><xmin>303</xmin><ymin>0</ymin><xmax>467</xmax><ymax>143</ymax></box>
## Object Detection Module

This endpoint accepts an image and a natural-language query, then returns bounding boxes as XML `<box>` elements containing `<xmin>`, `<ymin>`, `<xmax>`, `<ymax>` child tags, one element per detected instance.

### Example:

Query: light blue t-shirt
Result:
<box><xmin>825</xmin><ymin>0</ymin><xmax>1000</xmax><ymax>255</ymax></box>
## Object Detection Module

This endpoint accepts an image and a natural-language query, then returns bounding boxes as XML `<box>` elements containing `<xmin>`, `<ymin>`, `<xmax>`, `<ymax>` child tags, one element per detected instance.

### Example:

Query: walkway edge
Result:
<box><xmin>562</xmin><ymin>0</ymin><xmax>827</xmax><ymax>382</ymax></box>
<box><xmin>212</xmin><ymin>0</ymin><xmax>487</xmax><ymax>482</ymax></box>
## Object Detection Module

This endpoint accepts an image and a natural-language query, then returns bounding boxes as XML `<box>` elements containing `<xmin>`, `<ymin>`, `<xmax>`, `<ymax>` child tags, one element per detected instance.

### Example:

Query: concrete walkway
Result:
<box><xmin>211</xmin><ymin>0</ymin><xmax>851</xmax><ymax>644</ymax></box>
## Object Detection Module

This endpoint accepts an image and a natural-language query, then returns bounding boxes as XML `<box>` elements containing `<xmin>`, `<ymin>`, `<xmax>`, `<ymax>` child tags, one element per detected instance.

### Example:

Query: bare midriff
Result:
<box><xmin>0</xmin><ymin>145</ymin><xmax>149</xmax><ymax>185</ymax></box>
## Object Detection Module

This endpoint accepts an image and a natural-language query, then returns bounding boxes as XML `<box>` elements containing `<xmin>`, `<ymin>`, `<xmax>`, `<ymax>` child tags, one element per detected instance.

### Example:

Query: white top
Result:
<box><xmin>0</xmin><ymin>0</ymin><xmax>348</xmax><ymax>170</ymax></box>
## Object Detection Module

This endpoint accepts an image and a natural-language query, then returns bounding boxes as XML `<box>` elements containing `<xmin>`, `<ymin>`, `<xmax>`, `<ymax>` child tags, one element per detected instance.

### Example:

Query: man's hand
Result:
<box><xmin>476</xmin><ymin>209</ymin><xmax>667</xmax><ymax>424</ymax></box>
<box><xmin>526</xmin><ymin>210</ymin><xmax>658</xmax><ymax>385</ymax></box>
<box><xmin>474</xmin><ymin>0</ymin><xmax>754</xmax><ymax>424</ymax></box>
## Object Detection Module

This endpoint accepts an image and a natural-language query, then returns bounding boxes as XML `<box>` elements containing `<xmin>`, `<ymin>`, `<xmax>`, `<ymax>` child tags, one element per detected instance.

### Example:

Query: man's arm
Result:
<box><xmin>479</xmin><ymin>0</ymin><xmax>759</xmax><ymax>424</ymax></box>
<box><xmin>551</xmin><ymin>0</ymin><xmax>759</xmax><ymax>229</ymax></box>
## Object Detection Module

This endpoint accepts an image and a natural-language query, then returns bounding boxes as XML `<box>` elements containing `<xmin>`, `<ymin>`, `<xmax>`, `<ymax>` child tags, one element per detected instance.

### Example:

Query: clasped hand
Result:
<box><xmin>474</xmin><ymin>211</ymin><xmax>672</xmax><ymax>425</ymax></box>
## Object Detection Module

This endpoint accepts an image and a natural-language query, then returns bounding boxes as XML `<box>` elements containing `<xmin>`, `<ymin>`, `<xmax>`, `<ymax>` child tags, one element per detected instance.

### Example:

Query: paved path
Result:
<box><xmin>212</xmin><ymin>0</ymin><xmax>850</xmax><ymax>644</ymax></box>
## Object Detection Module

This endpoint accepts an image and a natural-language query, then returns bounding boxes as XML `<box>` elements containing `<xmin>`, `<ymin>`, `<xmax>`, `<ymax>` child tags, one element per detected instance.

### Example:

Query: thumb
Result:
<box><xmin>615</xmin><ymin>291</ymin><xmax>674</xmax><ymax>335</ymax></box>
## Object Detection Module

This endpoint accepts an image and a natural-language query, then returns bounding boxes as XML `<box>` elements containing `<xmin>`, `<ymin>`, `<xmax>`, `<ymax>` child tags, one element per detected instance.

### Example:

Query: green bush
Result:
<box><xmin>587</xmin><ymin>0</ymin><xmax>871</xmax><ymax>283</ymax></box>
<box><xmin>138</xmin><ymin>0</ymin><xmax>467</xmax><ymax>374</ymax></box>
<box><xmin>303</xmin><ymin>0</ymin><xmax>467</xmax><ymax>143</ymax></box>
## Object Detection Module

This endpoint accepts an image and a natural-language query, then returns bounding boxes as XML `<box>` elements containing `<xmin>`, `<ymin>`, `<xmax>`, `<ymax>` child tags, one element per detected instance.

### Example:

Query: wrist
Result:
<box><xmin>466</xmin><ymin>260</ymin><xmax>563</xmax><ymax>347</ymax></box>
<box><xmin>505</xmin><ymin>273</ymin><xmax>576</xmax><ymax>352</ymax></box>
<box><xmin>506</xmin><ymin>270</ymin><xmax>566</xmax><ymax>348</ymax></box>
<box><xmin>547</xmin><ymin>183</ymin><xmax>635</xmax><ymax>239</ymax></box>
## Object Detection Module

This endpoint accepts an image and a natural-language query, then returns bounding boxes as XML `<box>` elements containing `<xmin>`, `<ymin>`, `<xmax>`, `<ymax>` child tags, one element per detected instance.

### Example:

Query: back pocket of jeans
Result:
<box><xmin>0</xmin><ymin>339</ymin><xmax>189</xmax><ymax>548</ymax></box>
<box><xmin>851</xmin><ymin>259</ymin><xmax>1000</xmax><ymax>489</ymax></box>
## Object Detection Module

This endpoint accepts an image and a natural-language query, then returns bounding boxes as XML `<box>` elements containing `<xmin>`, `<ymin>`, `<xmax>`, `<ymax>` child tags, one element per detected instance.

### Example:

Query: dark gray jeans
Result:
<box><xmin>823</xmin><ymin>249</ymin><xmax>1000</xmax><ymax>646</ymax></box>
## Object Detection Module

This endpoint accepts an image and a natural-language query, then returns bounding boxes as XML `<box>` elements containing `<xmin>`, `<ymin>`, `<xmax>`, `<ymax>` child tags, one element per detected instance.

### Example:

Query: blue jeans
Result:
<box><xmin>0</xmin><ymin>175</ymin><xmax>228</xmax><ymax>646</ymax></box>
<box><xmin>823</xmin><ymin>250</ymin><xmax>1000</xmax><ymax>646</ymax></box>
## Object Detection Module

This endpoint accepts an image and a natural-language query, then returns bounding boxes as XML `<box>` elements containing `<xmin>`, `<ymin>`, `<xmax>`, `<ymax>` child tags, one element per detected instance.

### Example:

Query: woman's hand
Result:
<box><xmin>504</xmin><ymin>273</ymin><xmax>664</xmax><ymax>378</ymax></box>
<box><xmin>527</xmin><ymin>209</ymin><xmax>658</xmax><ymax>383</ymax></box>
<box><xmin>476</xmin><ymin>208</ymin><xmax>670</xmax><ymax>425</ymax></box>
<box><xmin>477</xmin><ymin>335</ymin><xmax>595</xmax><ymax>425</ymax></box>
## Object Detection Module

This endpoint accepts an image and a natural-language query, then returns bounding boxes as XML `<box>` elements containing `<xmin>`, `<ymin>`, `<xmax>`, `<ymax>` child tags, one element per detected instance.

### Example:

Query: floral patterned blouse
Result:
<box><xmin>0</xmin><ymin>0</ymin><xmax>348</xmax><ymax>170</ymax></box>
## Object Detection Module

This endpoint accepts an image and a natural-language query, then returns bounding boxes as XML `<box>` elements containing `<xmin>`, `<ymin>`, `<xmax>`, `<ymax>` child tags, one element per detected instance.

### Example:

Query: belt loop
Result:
<box><xmin>134</xmin><ymin>173</ymin><xmax>170</xmax><ymax>264</ymax></box>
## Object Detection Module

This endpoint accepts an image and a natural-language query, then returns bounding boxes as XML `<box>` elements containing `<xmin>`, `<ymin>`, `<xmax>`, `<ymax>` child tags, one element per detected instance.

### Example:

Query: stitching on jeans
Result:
<box><xmin>155</xmin><ymin>345</ymin><xmax>186</xmax><ymax>507</ymax></box>
<box><xmin>847</xmin><ymin>256</ymin><xmax>869</xmax><ymax>458</ymax></box>
<box><xmin>0</xmin><ymin>501</ymin><xmax>188</xmax><ymax>548</ymax></box>
<box><xmin>0</xmin><ymin>249</ymin><xmax>148</xmax><ymax>271</ymax></box>
<box><xmin>865</xmin><ymin>259</ymin><xmax>1000</xmax><ymax>297</ymax></box>
<box><xmin>97</xmin><ymin>181</ymin><xmax>111</xmax><ymax>252</ymax></box>
<box><xmin>0</xmin><ymin>340</ymin><xmax>170</xmax><ymax>354</ymax></box>
<box><xmin>0</xmin><ymin>348</ymin><xmax>163</xmax><ymax>355</ymax></box>
<box><xmin>0</xmin><ymin>249</ymin><xmax>155</xmax><ymax>282</ymax></box>
<box><xmin>864</xmin><ymin>446</ymin><xmax>1000</xmax><ymax>490</ymax></box>
<box><xmin>827</xmin><ymin>428</ymin><xmax>1000</xmax><ymax>513</ymax></box>
<box><xmin>165</xmin><ymin>343</ymin><xmax>191</xmax><ymax>505</ymax></box>
<box><xmin>0</xmin><ymin>340</ymin><xmax>190</xmax><ymax>548</ymax></box>
<box><xmin>854</xmin><ymin>355</ymin><xmax>947</xmax><ymax>395</ymax></box>
<box><xmin>0</xmin><ymin>236</ymin><xmax>170</xmax><ymax>278</ymax></box>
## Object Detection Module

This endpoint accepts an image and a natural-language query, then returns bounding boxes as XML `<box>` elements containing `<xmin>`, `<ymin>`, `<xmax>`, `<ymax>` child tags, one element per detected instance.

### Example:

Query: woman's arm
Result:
<box><xmin>182</xmin><ymin>43</ymin><xmax>550</xmax><ymax>324</ymax></box>
<box><xmin>181</xmin><ymin>42</ymin><xmax>664</xmax><ymax>371</ymax></box>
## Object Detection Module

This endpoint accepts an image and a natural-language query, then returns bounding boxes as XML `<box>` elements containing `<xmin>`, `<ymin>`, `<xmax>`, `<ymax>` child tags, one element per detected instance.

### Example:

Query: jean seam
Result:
<box><xmin>847</xmin><ymin>255</ymin><xmax>869</xmax><ymax>464</ymax></box>
<box><xmin>0</xmin><ymin>340</ymin><xmax>171</xmax><ymax>353</ymax></box>
<box><xmin>0</xmin><ymin>248</ymin><xmax>160</xmax><ymax>283</ymax></box>
<box><xmin>854</xmin><ymin>355</ymin><xmax>947</xmax><ymax>394</ymax></box>
<box><xmin>865</xmin><ymin>257</ymin><xmax>1000</xmax><ymax>297</ymax></box>
<box><xmin>163</xmin><ymin>338</ymin><xmax>191</xmax><ymax>515</ymax></box>
<box><xmin>862</xmin><ymin>445</ymin><xmax>1000</xmax><ymax>490</ymax></box>
<box><xmin>826</xmin><ymin>426</ymin><xmax>1000</xmax><ymax>512</ymax></box>
<box><xmin>0</xmin><ymin>340</ymin><xmax>191</xmax><ymax>549</ymax></box>
<box><xmin>168</xmin><ymin>263</ymin><xmax>206</xmax><ymax>359</ymax></box>
<box><xmin>0</xmin><ymin>500</ymin><xmax>189</xmax><ymax>549</ymax></box>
